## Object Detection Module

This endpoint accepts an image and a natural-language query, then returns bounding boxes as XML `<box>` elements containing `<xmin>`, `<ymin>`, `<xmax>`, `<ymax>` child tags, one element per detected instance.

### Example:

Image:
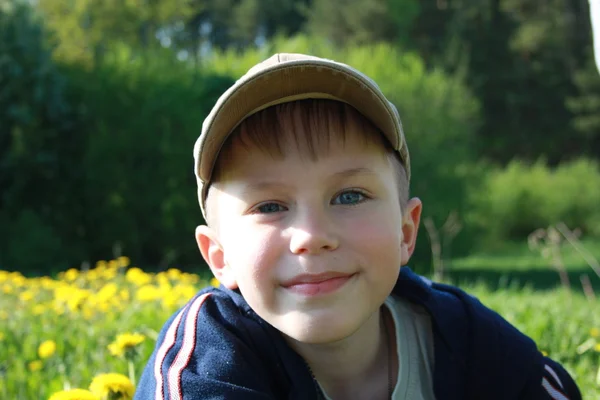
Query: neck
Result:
<box><xmin>285</xmin><ymin>306</ymin><xmax>396</xmax><ymax>400</ymax></box>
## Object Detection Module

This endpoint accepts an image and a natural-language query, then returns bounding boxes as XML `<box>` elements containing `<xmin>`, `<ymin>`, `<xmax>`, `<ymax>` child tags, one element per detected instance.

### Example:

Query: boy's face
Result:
<box><xmin>196</xmin><ymin>128</ymin><xmax>421</xmax><ymax>344</ymax></box>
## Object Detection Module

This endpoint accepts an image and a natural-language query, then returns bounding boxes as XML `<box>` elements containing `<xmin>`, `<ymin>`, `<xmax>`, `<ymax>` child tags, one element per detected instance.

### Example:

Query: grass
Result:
<box><xmin>448</xmin><ymin>238</ymin><xmax>600</xmax><ymax>292</ymax></box>
<box><xmin>0</xmin><ymin>252</ymin><xmax>599</xmax><ymax>399</ymax></box>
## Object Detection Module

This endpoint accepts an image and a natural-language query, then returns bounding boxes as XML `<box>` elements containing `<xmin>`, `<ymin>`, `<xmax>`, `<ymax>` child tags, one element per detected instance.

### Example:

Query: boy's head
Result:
<box><xmin>194</xmin><ymin>54</ymin><xmax>422</xmax><ymax>344</ymax></box>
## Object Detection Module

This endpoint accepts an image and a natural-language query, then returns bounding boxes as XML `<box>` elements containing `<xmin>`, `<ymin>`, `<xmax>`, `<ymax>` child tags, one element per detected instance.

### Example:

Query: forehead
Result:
<box><xmin>211</xmin><ymin>99</ymin><xmax>391</xmax><ymax>180</ymax></box>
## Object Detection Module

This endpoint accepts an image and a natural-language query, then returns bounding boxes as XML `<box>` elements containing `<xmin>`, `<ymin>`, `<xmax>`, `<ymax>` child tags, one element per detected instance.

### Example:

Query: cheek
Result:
<box><xmin>342</xmin><ymin>210</ymin><xmax>403</xmax><ymax>262</ymax></box>
<box><xmin>222</xmin><ymin>223</ymin><xmax>284</xmax><ymax>282</ymax></box>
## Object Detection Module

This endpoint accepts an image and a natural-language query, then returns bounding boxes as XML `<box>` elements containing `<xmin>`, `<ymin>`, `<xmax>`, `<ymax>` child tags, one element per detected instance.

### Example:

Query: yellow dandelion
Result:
<box><xmin>119</xmin><ymin>289</ymin><xmax>130</xmax><ymax>302</ymax></box>
<box><xmin>19</xmin><ymin>290</ymin><xmax>35</xmax><ymax>302</ymax></box>
<box><xmin>96</xmin><ymin>283</ymin><xmax>118</xmax><ymax>302</ymax></box>
<box><xmin>181</xmin><ymin>273</ymin><xmax>199</xmax><ymax>284</ymax></box>
<box><xmin>210</xmin><ymin>277</ymin><xmax>220</xmax><ymax>288</ymax></box>
<box><xmin>89</xmin><ymin>373</ymin><xmax>134</xmax><ymax>400</ymax></box>
<box><xmin>28</xmin><ymin>360</ymin><xmax>43</xmax><ymax>372</ymax></box>
<box><xmin>38</xmin><ymin>339</ymin><xmax>57</xmax><ymax>359</ymax></box>
<box><xmin>108</xmin><ymin>260</ymin><xmax>119</xmax><ymax>270</ymax></box>
<box><xmin>126</xmin><ymin>267</ymin><xmax>152</xmax><ymax>286</ymax></box>
<box><xmin>49</xmin><ymin>388</ymin><xmax>99</xmax><ymax>400</ymax></box>
<box><xmin>156</xmin><ymin>273</ymin><xmax>170</xmax><ymax>287</ymax></box>
<box><xmin>166</xmin><ymin>268</ymin><xmax>182</xmax><ymax>280</ymax></box>
<box><xmin>136</xmin><ymin>285</ymin><xmax>161</xmax><ymax>302</ymax></box>
<box><xmin>63</xmin><ymin>268</ymin><xmax>80</xmax><ymax>282</ymax></box>
<box><xmin>108</xmin><ymin>332</ymin><xmax>146</xmax><ymax>357</ymax></box>
<box><xmin>541</xmin><ymin>350</ymin><xmax>548</xmax><ymax>357</ymax></box>
<box><xmin>594</xmin><ymin>343</ymin><xmax>600</xmax><ymax>352</ymax></box>
<box><xmin>117</xmin><ymin>256</ymin><xmax>130</xmax><ymax>268</ymax></box>
<box><xmin>590</xmin><ymin>328</ymin><xmax>600</xmax><ymax>338</ymax></box>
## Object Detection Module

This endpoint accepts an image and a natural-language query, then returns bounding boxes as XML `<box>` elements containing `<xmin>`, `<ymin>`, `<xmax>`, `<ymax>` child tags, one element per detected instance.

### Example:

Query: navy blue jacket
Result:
<box><xmin>135</xmin><ymin>267</ymin><xmax>581</xmax><ymax>399</ymax></box>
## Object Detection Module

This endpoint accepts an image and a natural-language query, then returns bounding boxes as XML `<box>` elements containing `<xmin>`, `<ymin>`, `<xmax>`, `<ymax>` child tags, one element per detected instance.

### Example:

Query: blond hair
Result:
<box><xmin>205</xmin><ymin>99</ymin><xmax>409</xmax><ymax>223</ymax></box>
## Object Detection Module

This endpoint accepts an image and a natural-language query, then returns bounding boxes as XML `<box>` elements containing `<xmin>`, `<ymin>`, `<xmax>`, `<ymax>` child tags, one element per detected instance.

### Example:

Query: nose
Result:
<box><xmin>288</xmin><ymin>211</ymin><xmax>340</xmax><ymax>255</ymax></box>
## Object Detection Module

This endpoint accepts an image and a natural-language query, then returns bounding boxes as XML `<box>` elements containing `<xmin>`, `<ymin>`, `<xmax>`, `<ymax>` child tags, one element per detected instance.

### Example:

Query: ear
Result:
<box><xmin>195</xmin><ymin>225</ymin><xmax>238</xmax><ymax>289</ymax></box>
<box><xmin>400</xmin><ymin>197</ymin><xmax>422</xmax><ymax>265</ymax></box>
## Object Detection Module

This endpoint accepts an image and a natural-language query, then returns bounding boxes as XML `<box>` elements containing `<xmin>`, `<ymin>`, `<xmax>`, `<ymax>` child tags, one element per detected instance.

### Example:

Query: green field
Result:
<box><xmin>1</xmin><ymin>245</ymin><xmax>599</xmax><ymax>399</ymax></box>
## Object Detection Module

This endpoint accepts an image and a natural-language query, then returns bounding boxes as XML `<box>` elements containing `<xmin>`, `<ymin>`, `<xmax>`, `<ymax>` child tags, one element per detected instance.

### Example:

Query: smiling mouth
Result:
<box><xmin>281</xmin><ymin>273</ymin><xmax>356</xmax><ymax>296</ymax></box>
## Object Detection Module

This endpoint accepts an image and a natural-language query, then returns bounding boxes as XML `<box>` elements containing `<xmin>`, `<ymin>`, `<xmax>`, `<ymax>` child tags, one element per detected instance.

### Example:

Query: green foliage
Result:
<box><xmin>467</xmin><ymin>159</ymin><xmax>600</xmax><ymax>244</ymax></box>
<box><xmin>0</xmin><ymin>7</ymin><xmax>233</xmax><ymax>272</ymax></box>
<box><xmin>463</xmin><ymin>282</ymin><xmax>599</xmax><ymax>394</ymax></box>
<box><xmin>567</xmin><ymin>57</ymin><xmax>600</xmax><ymax>150</ymax></box>
<box><xmin>0</xmin><ymin>2</ymin><xmax>84</xmax><ymax>271</ymax></box>
<box><xmin>304</xmin><ymin>0</ymin><xmax>417</xmax><ymax>46</ymax></box>
<box><xmin>63</xmin><ymin>45</ymin><xmax>234</xmax><ymax>269</ymax></box>
<box><xmin>36</xmin><ymin>0</ymin><xmax>197</xmax><ymax>65</ymax></box>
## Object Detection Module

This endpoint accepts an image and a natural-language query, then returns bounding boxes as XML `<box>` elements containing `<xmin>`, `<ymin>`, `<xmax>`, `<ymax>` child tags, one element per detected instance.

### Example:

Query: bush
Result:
<box><xmin>0</xmin><ymin>2</ymin><xmax>84</xmax><ymax>271</ymax></box>
<box><xmin>0</xmin><ymin>13</ymin><xmax>234</xmax><ymax>272</ymax></box>
<box><xmin>467</xmin><ymin>158</ymin><xmax>600</xmax><ymax>244</ymax></box>
<box><xmin>63</xmin><ymin>45</ymin><xmax>234</xmax><ymax>270</ymax></box>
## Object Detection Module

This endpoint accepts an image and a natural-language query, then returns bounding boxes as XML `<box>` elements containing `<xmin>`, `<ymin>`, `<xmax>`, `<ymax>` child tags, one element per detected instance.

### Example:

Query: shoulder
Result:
<box><xmin>394</xmin><ymin>268</ymin><xmax>581</xmax><ymax>399</ymax></box>
<box><xmin>135</xmin><ymin>287</ymin><xmax>291</xmax><ymax>399</ymax></box>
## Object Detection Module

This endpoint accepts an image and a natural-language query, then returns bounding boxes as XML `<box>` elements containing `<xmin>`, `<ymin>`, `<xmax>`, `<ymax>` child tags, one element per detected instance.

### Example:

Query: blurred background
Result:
<box><xmin>2</xmin><ymin>0</ymin><xmax>600</xmax><ymax>289</ymax></box>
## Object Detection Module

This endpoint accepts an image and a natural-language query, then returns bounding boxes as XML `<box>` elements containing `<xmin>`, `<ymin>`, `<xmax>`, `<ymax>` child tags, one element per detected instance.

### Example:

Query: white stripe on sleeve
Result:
<box><xmin>542</xmin><ymin>377</ymin><xmax>569</xmax><ymax>400</ymax></box>
<box><xmin>167</xmin><ymin>293</ymin><xmax>211</xmax><ymax>400</ymax></box>
<box><xmin>154</xmin><ymin>304</ymin><xmax>189</xmax><ymax>400</ymax></box>
<box><xmin>544</xmin><ymin>364</ymin><xmax>564</xmax><ymax>389</ymax></box>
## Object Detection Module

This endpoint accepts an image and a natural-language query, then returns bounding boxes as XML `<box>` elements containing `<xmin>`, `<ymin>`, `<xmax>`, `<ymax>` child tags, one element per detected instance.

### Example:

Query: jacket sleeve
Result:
<box><xmin>429</xmin><ymin>281</ymin><xmax>582</xmax><ymax>400</ymax></box>
<box><xmin>519</xmin><ymin>354</ymin><xmax>582</xmax><ymax>400</ymax></box>
<box><xmin>134</xmin><ymin>292</ymin><xmax>281</xmax><ymax>400</ymax></box>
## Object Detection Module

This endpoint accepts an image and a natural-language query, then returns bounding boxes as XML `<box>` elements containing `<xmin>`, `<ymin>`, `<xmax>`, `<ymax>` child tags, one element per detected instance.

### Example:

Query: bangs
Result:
<box><xmin>206</xmin><ymin>99</ymin><xmax>409</xmax><ymax>223</ymax></box>
<box><xmin>218</xmin><ymin>99</ymin><xmax>391</xmax><ymax>166</ymax></box>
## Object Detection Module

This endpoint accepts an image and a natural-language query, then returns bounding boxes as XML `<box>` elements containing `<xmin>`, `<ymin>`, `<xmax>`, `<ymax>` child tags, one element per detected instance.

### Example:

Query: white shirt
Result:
<box><xmin>319</xmin><ymin>295</ymin><xmax>436</xmax><ymax>400</ymax></box>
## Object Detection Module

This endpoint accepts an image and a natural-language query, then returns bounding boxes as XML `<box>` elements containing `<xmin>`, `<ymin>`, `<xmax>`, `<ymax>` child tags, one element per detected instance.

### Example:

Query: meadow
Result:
<box><xmin>0</xmin><ymin>253</ymin><xmax>599</xmax><ymax>399</ymax></box>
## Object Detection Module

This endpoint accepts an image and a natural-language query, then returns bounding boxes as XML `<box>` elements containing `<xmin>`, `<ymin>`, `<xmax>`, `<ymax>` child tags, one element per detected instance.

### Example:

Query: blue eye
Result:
<box><xmin>332</xmin><ymin>190</ymin><xmax>367</xmax><ymax>206</ymax></box>
<box><xmin>256</xmin><ymin>203</ymin><xmax>286</xmax><ymax>214</ymax></box>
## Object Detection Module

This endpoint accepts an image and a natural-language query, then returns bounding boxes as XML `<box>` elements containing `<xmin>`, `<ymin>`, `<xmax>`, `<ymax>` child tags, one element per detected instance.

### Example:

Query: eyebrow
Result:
<box><xmin>240</xmin><ymin>167</ymin><xmax>377</xmax><ymax>196</ymax></box>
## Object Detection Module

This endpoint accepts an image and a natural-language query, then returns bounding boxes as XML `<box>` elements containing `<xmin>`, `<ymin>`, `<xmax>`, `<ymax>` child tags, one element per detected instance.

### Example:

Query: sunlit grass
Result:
<box><xmin>0</xmin><ymin>258</ymin><xmax>598</xmax><ymax>398</ymax></box>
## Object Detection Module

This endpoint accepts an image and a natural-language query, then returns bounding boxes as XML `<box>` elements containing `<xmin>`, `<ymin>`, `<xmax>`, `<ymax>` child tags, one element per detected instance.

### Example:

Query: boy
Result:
<box><xmin>135</xmin><ymin>53</ymin><xmax>581</xmax><ymax>399</ymax></box>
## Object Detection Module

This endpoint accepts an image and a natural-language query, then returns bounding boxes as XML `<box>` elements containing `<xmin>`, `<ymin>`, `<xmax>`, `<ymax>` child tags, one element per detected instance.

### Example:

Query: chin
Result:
<box><xmin>277</xmin><ymin>315</ymin><xmax>360</xmax><ymax>345</ymax></box>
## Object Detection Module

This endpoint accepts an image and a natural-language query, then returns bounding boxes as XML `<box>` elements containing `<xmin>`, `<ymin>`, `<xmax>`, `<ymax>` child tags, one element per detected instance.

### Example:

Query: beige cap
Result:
<box><xmin>193</xmin><ymin>53</ymin><xmax>410</xmax><ymax>218</ymax></box>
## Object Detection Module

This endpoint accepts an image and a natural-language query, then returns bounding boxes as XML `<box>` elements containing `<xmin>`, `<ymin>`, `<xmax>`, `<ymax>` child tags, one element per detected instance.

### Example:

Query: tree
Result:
<box><xmin>304</xmin><ymin>0</ymin><xmax>418</xmax><ymax>47</ymax></box>
<box><xmin>36</xmin><ymin>0</ymin><xmax>197</xmax><ymax>65</ymax></box>
<box><xmin>591</xmin><ymin>0</ymin><xmax>600</xmax><ymax>73</ymax></box>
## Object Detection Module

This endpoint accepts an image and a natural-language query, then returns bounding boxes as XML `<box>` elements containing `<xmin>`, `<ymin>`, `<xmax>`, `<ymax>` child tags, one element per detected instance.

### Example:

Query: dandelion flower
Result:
<box><xmin>63</xmin><ymin>268</ymin><xmax>80</xmax><ymax>282</ymax></box>
<box><xmin>38</xmin><ymin>340</ymin><xmax>57</xmax><ymax>359</ymax></box>
<box><xmin>126</xmin><ymin>267</ymin><xmax>151</xmax><ymax>286</ymax></box>
<box><xmin>210</xmin><ymin>277</ymin><xmax>220</xmax><ymax>288</ymax></box>
<box><xmin>135</xmin><ymin>285</ymin><xmax>161</xmax><ymax>302</ymax></box>
<box><xmin>48</xmin><ymin>388</ymin><xmax>99</xmax><ymax>400</ymax></box>
<box><xmin>117</xmin><ymin>256</ymin><xmax>130</xmax><ymax>268</ymax></box>
<box><xmin>594</xmin><ymin>343</ymin><xmax>600</xmax><ymax>352</ymax></box>
<box><xmin>19</xmin><ymin>290</ymin><xmax>34</xmax><ymax>302</ymax></box>
<box><xmin>108</xmin><ymin>332</ymin><xmax>146</xmax><ymax>357</ymax></box>
<box><xmin>590</xmin><ymin>328</ymin><xmax>600</xmax><ymax>338</ymax></box>
<box><xmin>89</xmin><ymin>373</ymin><xmax>134</xmax><ymax>400</ymax></box>
<box><xmin>28</xmin><ymin>360</ymin><xmax>43</xmax><ymax>372</ymax></box>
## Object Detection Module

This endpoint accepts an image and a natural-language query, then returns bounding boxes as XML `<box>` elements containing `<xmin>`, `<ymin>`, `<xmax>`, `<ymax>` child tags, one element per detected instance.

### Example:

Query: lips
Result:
<box><xmin>281</xmin><ymin>272</ymin><xmax>355</xmax><ymax>296</ymax></box>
